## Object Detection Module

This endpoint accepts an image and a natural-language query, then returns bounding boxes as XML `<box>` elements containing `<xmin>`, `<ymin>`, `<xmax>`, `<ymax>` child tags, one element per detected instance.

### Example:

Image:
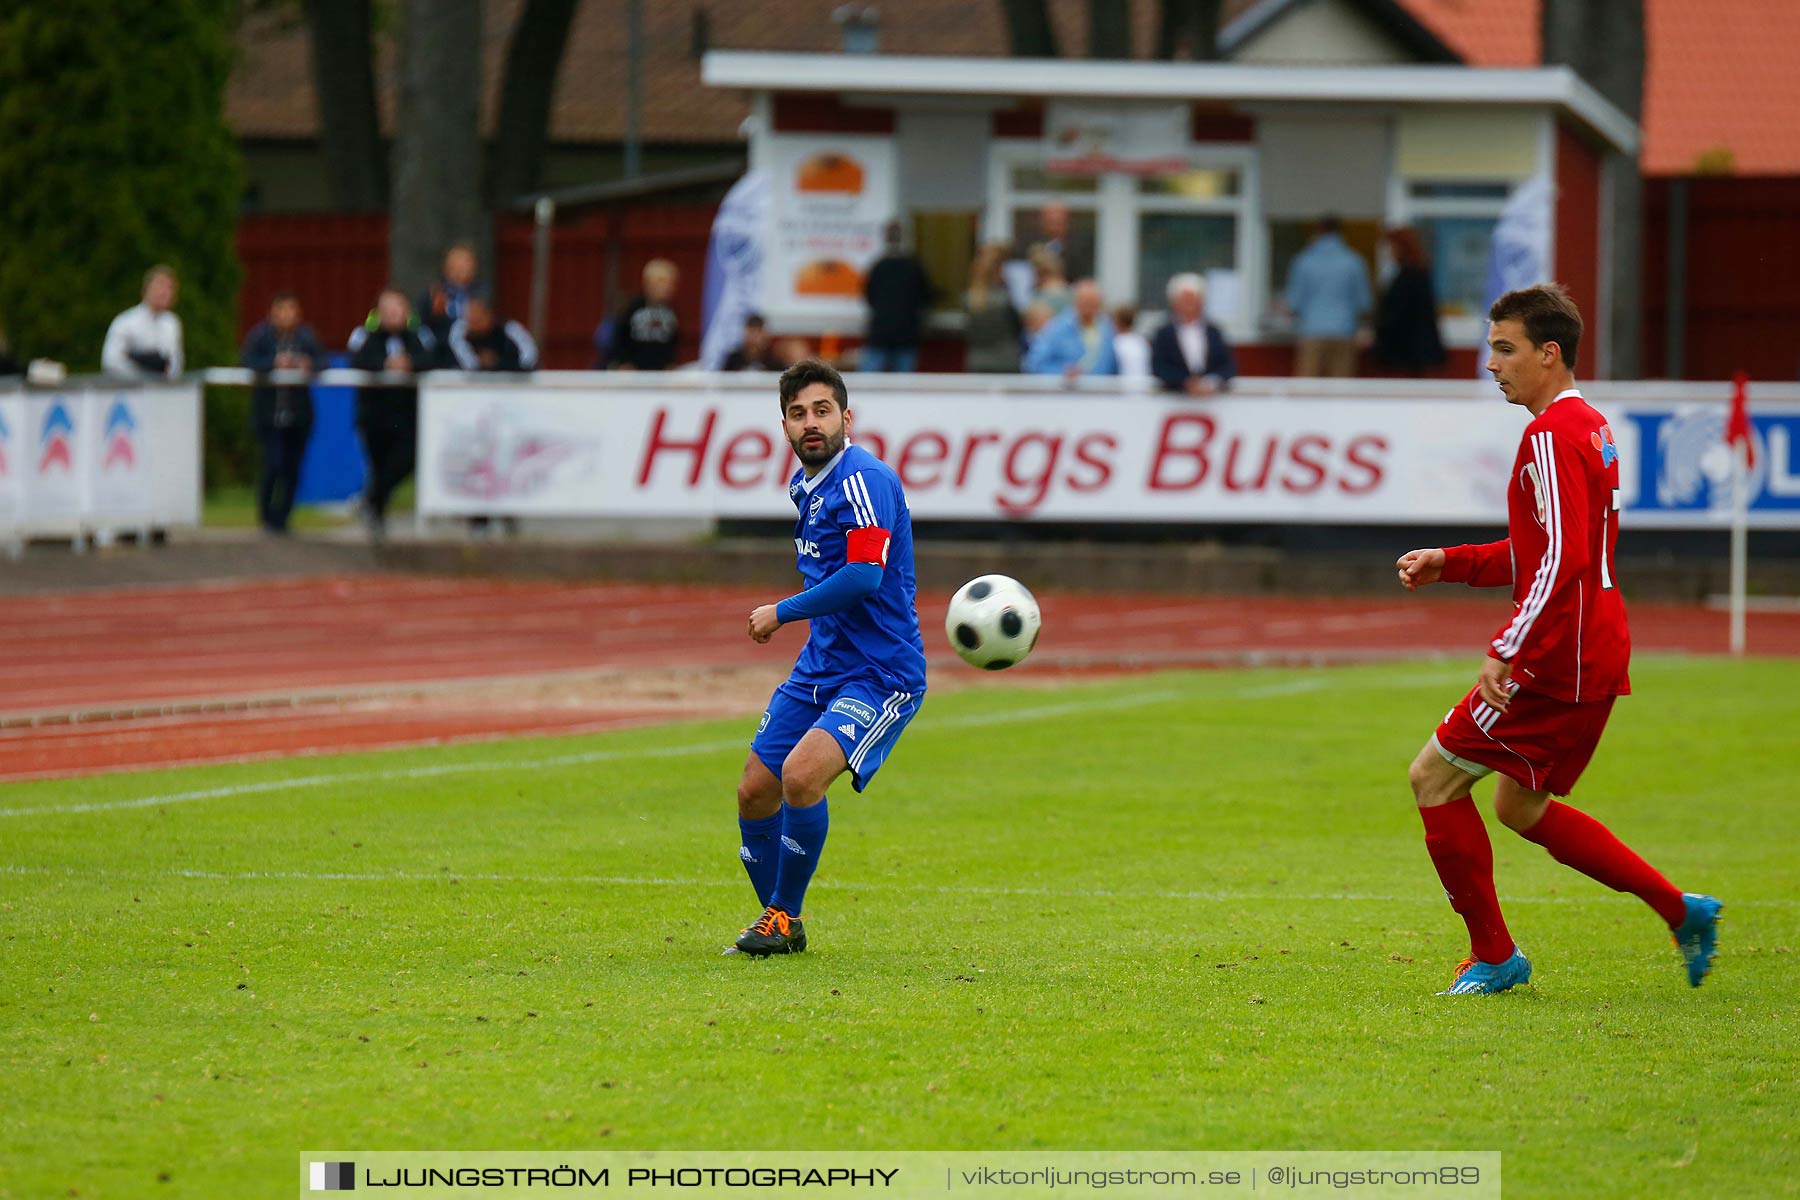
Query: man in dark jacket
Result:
<box><xmin>240</xmin><ymin>291</ymin><xmax>322</xmax><ymax>534</ymax></box>
<box><xmin>861</xmin><ymin>222</ymin><xmax>933</xmax><ymax>372</ymax></box>
<box><xmin>418</xmin><ymin>244</ymin><xmax>485</xmax><ymax>342</ymax></box>
<box><xmin>1151</xmin><ymin>273</ymin><xmax>1238</xmax><ymax>396</ymax></box>
<box><xmin>448</xmin><ymin>297</ymin><xmax>538</xmax><ymax>372</ymax></box>
<box><xmin>348</xmin><ymin>288</ymin><xmax>436</xmax><ymax>540</ymax></box>
<box><xmin>600</xmin><ymin>259</ymin><xmax>680</xmax><ymax>370</ymax></box>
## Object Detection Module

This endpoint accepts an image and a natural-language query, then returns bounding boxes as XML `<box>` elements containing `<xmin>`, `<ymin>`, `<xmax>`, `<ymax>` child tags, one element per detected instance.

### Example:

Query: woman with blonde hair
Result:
<box><xmin>963</xmin><ymin>242</ymin><xmax>1022</xmax><ymax>373</ymax></box>
<box><xmin>1029</xmin><ymin>245</ymin><xmax>1071</xmax><ymax>316</ymax></box>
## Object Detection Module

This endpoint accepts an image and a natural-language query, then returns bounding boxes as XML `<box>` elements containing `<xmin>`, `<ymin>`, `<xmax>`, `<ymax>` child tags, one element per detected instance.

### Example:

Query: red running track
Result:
<box><xmin>2</xmin><ymin>573</ymin><xmax>1795</xmax><ymax>781</ymax></box>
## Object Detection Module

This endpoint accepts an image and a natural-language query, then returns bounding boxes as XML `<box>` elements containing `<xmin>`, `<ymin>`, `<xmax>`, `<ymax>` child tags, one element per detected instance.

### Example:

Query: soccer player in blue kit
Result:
<box><xmin>729</xmin><ymin>360</ymin><xmax>929</xmax><ymax>956</ymax></box>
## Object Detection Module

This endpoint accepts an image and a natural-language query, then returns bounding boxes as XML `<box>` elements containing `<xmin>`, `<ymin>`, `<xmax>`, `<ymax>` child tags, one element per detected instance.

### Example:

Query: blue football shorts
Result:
<box><xmin>751</xmin><ymin>673</ymin><xmax>923</xmax><ymax>793</ymax></box>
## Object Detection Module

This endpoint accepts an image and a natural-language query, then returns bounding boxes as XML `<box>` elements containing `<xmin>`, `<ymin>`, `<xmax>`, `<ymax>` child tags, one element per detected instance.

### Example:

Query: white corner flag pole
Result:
<box><xmin>1729</xmin><ymin>437</ymin><xmax>1749</xmax><ymax>657</ymax></box>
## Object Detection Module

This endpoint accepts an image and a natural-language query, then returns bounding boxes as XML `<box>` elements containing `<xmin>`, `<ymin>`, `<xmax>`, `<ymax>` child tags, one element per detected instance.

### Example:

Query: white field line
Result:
<box><xmin>0</xmin><ymin>690</ymin><xmax>1183</xmax><ymax>819</ymax></box>
<box><xmin>0</xmin><ymin>863</ymin><xmax>1789</xmax><ymax>908</ymax></box>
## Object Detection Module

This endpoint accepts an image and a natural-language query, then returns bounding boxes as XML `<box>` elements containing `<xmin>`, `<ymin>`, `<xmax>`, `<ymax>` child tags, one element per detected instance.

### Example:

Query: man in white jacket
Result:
<box><xmin>102</xmin><ymin>265</ymin><xmax>184</xmax><ymax>379</ymax></box>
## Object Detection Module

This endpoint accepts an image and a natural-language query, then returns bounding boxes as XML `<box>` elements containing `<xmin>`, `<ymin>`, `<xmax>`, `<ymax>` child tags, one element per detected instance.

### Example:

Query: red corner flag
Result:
<box><xmin>1727</xmin><ymin>370</ymin><xmax>1756</xmax><ymax>467</ymax></box>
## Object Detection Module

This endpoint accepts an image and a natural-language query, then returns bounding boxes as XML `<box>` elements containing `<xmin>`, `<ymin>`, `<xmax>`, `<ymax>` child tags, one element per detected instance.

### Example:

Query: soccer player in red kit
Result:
<box><xmin>1395</xmin><ymin>284</ymin><xmax>1721</xmax><ymax>995</ymax></box>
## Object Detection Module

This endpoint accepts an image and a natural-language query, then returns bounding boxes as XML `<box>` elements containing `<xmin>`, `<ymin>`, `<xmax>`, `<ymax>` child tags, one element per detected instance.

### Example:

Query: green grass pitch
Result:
<box><xmin>2</xmin><ymin>658</ymin><xmax>1795</xmax><ymax>1198</ymax></box>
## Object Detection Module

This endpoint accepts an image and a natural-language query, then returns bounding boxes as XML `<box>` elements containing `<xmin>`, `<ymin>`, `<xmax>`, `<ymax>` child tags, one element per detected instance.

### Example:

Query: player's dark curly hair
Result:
<box><xmin>778</xmin><ymin>358</ymin><xmax>848</xmax><ymax>411</ymax></box>
<box><xmin>1489</xmin><ymin>283</ymin><xmax>1583</xmax><ymax>371</ymax></box>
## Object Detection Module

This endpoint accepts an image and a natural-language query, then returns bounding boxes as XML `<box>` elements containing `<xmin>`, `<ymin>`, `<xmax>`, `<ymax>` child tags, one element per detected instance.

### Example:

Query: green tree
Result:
<box><xmin>0</xmin><ymin>0</ymin><xmax>243</xmax><ymax>375</ymax></box>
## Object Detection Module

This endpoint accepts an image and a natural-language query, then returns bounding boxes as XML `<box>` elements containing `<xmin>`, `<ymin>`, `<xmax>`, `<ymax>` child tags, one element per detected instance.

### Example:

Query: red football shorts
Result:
<box><xmin>1434</xmin><ymin>683</ymin><xmax>1618</xmax><ymax>795</ymax></box>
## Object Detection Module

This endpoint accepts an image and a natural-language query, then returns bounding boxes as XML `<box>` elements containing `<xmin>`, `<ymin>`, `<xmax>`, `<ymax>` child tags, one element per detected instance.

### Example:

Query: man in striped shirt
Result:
<box><xmin>1395</xmin><ymin>284</ymin><xmax>1721</xmax><ymax>995</ymax></box>
<box><xmin>728</xmin><ymin>360</ymin><xmax>928</xmax><ymax>956</ymax></box>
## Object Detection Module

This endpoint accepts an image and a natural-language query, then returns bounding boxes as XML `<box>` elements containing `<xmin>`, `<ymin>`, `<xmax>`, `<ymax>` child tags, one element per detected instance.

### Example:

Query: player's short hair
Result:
<box><xmin>143</xmin><ymin>264</ymin><xmax>177</xmax><ymax>289</ymax></box>
<box><xmin>778</xmin><ymin>358</ymin><xmax>848</xmax><ymax>411</ymax></box>
<box><xmin>1489</xmin><ymin>283</ymin><xmax>1583</xmax><ymax>371</ymax></box>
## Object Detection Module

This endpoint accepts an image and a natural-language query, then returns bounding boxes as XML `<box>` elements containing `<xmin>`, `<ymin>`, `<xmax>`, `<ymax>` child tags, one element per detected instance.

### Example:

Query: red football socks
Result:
<box><xmin>1518</xmin><ymin>800</ymin><xmax>1688</xmax><ymax>928</ymax></box>
<box><xmin>1420</xmin><ymin>797</ymin><xmax>1515</xmax><ymax>964</ymax></box>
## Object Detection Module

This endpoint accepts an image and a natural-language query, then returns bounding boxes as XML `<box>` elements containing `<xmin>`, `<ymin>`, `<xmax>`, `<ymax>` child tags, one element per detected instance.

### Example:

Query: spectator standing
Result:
<box><xmin>1111</xmin><ymin>303</ymin><xmax>1152</xmax><ymax>385</ymax></box>
<box><xmin>447</xmin><ymin>296</ymin><xmax>536</xmax><ymax>539</ymax></box>
<box><xmin>722</xmin><ymin>314</ymin><xmax>787</xmax><ymax>371</ymax></box>
<box><xmin>1151</xmin><ymin>273</ymin><xmax>1237</xmax><ymax>396</ymax></box>
<box><xmin>860</xmin><ymin>222</ymin><xmax>933</xmax><ymax>373</ymax></box>
<box><xmin>102</xmin><ymin>265</ymin><xmax>184</xmax><ymax>379</ymax></box>
<box><xmin>601</xmin><ymin>259</ymin><xmax>681</xmax><ymax>370</ymax></box>
<box><xmin>240</xmin><ymin>291</ymin><xmax>322</xmax><ymax>535</ymax></box>
<box><xmin>1374</xmin><ymin>226</ymin><xmax>1447</xmax><ymax>375</ymax></box>
<box><xmin>348</xmin><ymin>288</ymin><xmax>435</xmax><ymax>541</ymax></box>
<box><xmin>1021</xmin><ymin>201</ymin><xmax>1093</xmax><ymax>282</ymax></box>
<box><xmin>962</xmin><ymin>242</ymin><xmax>1021</xmax><ymax>374</ymax></box>
<box><xmin>1283</xmin><ymin>215</ymin><xmax>1372</xmax><ymax>377</ymax></box>
<box><xmin>1019</xmin><ymin>301</ymin><xmax>1055</xmax><ymax>356</ymax></box>
<box><xmin>1023</xmin><ymin>279</ymin><xmax>1117</xmax><ymax>380</ymax></box>
<box><xmin>448</xmin><ymin>297</ymin><xmax>538</xmax><ymax>372</ymax></box>
<box><xmin>1029</xmin><ymin>246</ymin><xmax>1072</xmax><ymax>317</ymax></box>
<box><xmin>417</xmin><ymin>243</ymin><xmax>485</xmax><ymax>342</ymax></box>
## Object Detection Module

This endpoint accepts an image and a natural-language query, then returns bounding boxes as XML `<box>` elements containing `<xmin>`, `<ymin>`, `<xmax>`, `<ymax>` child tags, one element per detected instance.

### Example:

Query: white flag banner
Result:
<box><xmin>699</xmin><ymin>170</ymin><xmax>770</xmax><ymax>370</ymax></box>
<box><xmin>1479</xmin><ymin>175</ymin><xmax>1554</xmax><ymax>376</ymax></box>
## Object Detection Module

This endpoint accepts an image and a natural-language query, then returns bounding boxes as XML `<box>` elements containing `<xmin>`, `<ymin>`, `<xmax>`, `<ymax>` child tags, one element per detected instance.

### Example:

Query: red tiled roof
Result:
<box><xmin>1391</xmin><ymin>0</ymin><xmax>1539</xmax><ymax>67</ymax></box>
<box><xmin>229</xmin><ymin>0</ymin><xmax>1800</xmax><ymax>176</ymax></box>
<box><xmin>1640</xmin><ymin>0</ymin><xmax>1800</xmax><ymax>175</ymax></box>
<box><xmin>1393</xmin><ymin>0</ymin><xmax>1800</xmax><ymax>175</ymax></box>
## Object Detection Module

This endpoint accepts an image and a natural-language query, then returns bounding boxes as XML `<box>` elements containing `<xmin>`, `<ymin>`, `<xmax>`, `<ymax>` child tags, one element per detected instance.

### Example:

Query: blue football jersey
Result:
<box><xmin>786</xmin><ymin>443</ymin><xmax>928</xmax><ymax>694</ymax></box>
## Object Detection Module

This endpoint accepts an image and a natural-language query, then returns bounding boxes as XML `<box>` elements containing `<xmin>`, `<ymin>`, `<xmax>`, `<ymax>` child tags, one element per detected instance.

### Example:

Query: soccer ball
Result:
<box><xmin>945</xmin><ymin>575</ymin><xmax>1042</xmax><ymax>670</ymax></box>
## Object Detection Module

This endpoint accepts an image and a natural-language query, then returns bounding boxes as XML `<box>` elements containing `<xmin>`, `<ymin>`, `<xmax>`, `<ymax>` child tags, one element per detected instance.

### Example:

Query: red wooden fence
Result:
<box><xmin>1641</xmin><ymin>177</ymin><xmax>1800</xmax><ymax>381</ymax></box>
<box><xmin>236</xmin><ymin>205</ymin><xmax>717</xmax><ymax>369</ymax></box>
<box><xmin>239</xmin><ymin>182</ymin><xmax>1800</xmax><ymax>380</ymax></box>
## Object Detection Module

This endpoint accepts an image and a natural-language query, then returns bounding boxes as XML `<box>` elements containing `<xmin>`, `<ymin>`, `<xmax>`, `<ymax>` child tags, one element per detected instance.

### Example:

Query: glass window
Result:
<box><xmin>1010</xmin><ymin>206</ymin><xmax>1098</xmax><ymax>276</ymax></box>
<box><xmin>1410</xmin><ymin>182</ymin><xmax>1511</xmax><ymax>201</ymax></box>
<box><xmin>912</xmin><ymin>210</ymin><xmax>979</xmax><ymax>314</ymax></box>
<box><xmin>1267</xmin><ymin>218</ymin><xmax>1381</xmax><ymax>316</ymax></box>
<box><xmin>1419</xmin><ymin>215</ymin><xmax>1498</xmax><ymax>318</ymax></box>
<box><xmin>1137</xmin><ymin>168</ymin><xmax>1240</xmax><ymax>199</ymax></box>
<box><xmin>1010</xmin><ymin>165</ymin><xmax>1099</xmax><ymax>194</ymax></box>
<box><xmin>1136</xmin><ymin>213</ymin><xmax>1235</xmax><ymax>308</ymax></box>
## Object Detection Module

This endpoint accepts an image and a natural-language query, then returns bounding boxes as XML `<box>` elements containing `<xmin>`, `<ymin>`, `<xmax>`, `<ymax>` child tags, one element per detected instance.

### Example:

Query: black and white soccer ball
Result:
<box><xmin>945</xmin><ymin>574</ymin><xmax>1042</xmax><ymax>670</ymax></box>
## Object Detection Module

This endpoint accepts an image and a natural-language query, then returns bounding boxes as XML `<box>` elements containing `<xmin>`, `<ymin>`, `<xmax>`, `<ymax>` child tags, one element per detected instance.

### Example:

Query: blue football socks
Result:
<box><xmin>737</xmin><ymin>812</ymin><xmax>782</xmax><ymax>907</ymax></box>
<box><xmin>770</xmin><ymin>799</ymin><xmax>829</xmax><ymax>917</ymax></box>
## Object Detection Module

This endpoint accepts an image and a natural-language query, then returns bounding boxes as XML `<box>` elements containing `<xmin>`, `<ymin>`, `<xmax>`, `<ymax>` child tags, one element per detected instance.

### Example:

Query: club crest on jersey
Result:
<box><xmin>1521</xmin><ymin>460</ymin><xmax>1547</xmax><ymax>528</ymax></box>
<box><xmin>808</xmin><ymin>494</ymin><xmax>825</xmax><ymax>524</ymax></box>
<box><xmin>1591</xmin><ymin>425</ymin><xmax>1618</xmax><ymax>467</ymax></box>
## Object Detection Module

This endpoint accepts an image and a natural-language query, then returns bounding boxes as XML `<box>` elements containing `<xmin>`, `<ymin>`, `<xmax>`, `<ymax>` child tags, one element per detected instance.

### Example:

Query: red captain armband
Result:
<box><xmin>846</xmin><ymin>526</ymin><xmax>892</xmax><ymax>566</ymax></box>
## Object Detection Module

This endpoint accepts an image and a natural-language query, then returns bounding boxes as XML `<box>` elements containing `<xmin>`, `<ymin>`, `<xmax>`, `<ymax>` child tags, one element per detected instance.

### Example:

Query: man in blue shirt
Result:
<box><xmin>730</xmin><ymin>360</ymin><xmax>929</xmax><ymax>956</ymax></box>
<box><xmin>1283</xmin><ymin>214</ymin><xmax>1372</xmax><ymax>377</ymax></box>
<box><xmin>1023</xmin><ymin>279</ymin><xmax>1117</xmax><ymax>381</ymax></box>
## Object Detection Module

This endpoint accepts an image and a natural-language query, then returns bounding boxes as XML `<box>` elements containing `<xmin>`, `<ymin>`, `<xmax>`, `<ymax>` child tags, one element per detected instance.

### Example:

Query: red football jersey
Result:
<box><xmin>1440</xmin><ymin>389</ymin><xmax>1631</xmax><ymax>703</ymax></box>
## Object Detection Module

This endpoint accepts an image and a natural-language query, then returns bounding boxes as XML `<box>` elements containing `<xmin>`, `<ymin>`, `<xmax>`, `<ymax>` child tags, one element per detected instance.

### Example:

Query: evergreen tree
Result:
<box><xmin>0</xmin><ymin>1</ymin><xmax>242</xmax><ymax>374</ymax></box>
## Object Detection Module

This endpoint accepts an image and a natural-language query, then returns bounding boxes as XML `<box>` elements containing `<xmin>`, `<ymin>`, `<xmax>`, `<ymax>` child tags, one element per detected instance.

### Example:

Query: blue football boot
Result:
<box><xmin>1439</xmin><ymin>947</ymin><xmax>1532</xmax><ymax>995</ymax></box>
<box><xmin>1673</xmin><ymin>893</ymin><xmax>1723</xmax><ymax>987</ymax></box>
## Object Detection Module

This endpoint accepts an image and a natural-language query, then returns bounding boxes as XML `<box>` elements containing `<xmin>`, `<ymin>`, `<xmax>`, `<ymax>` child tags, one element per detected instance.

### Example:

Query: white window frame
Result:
<box><xmin>1387</xmin><ymin>180</ymin><xmax>1511</xmax><ymax>347</ymax></box>
<box><xmin>985</xmin><ymin>140</ymin><xmax>1261</xmax><ymax>339</ymax></box>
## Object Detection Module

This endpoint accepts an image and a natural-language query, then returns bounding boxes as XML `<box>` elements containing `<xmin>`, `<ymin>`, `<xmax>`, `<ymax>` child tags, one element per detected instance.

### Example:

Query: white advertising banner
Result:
<box><xmin>1044</xmin><ymin>101</ymin><xmax>1190</xmax><ymax>176</ymax></box>
<box><xmin>17</xmin><ymin>390</ymin><xmax>85</xmax><ymax>526</ymax></box>
<box><xmin>0</xmin><ymin>391</ymin><xmax>28</xmax><ymax>527</ymax></box>
<box><xmin>0</xmin><ymin>382</ymin><xmax>201</xmax><ymax>537</ymax></box>
<box><xmin>762</xmin><ymin>134</ymin><xmax>897</xmax><ymax>326</ymax></box>
<box><xmin>419</xmin><ymin>376</ymin><xmax>1800</xmax><ymax>529</ymax></box>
